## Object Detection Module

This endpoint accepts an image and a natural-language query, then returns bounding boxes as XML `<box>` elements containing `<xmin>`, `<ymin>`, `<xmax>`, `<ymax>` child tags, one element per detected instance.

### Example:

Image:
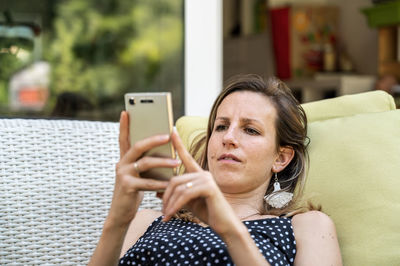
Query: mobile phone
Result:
<box><xmin>124</xmin><ymin>92</ymin><xmax>176</xmax><ymax>181</ymax></box>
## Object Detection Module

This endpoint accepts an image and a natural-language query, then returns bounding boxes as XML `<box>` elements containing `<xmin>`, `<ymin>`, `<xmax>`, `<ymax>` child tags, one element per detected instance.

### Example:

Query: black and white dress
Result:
<box><xmin>119</xmin><ymin>216</ymin><xmax>296</xmax><ymax>266</ymax></box>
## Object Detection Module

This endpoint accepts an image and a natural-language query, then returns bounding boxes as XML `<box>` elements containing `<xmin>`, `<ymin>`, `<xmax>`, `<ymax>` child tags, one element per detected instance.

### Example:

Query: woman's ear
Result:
<box><xmin>272</xmin><ymin>146</ymin><xmax>295</xmax><ymax>172</ymax></box>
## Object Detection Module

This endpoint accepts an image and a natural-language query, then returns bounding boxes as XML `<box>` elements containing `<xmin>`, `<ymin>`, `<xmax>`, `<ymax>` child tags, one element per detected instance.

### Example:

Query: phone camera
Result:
<box><xmin>129</xmin><ymin>97</ymin><xmax>135</xmax><ymax>105</ymax></box>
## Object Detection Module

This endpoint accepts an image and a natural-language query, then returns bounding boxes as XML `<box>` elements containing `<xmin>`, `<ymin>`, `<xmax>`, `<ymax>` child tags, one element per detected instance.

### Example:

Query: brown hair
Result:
<box><xmin>189</xmin><ymin>74</ymin><xmax>312</xmax><ymax>216</ymax></box>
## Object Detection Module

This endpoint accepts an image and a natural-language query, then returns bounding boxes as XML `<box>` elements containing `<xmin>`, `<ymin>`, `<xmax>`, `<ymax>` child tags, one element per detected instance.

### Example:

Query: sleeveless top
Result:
<box><xmin>119</xmin><ymin>216</ymin><xmax>296</xmax><ymax>266</ymax></box>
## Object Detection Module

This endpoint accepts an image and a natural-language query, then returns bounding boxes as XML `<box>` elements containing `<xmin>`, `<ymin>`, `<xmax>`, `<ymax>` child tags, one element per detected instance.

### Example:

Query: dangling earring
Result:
<box><xmin>264</xmin><ymin>172</ymin><xmax>293</xmax><ymax>209</ymax></box>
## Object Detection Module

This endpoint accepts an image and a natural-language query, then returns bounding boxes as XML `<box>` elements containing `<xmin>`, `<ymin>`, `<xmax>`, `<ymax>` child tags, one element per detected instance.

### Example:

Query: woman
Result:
<box><xmin>89</xmin><ymin>75</ymin><xmax>342</xmax><ymax>265</ymax></box>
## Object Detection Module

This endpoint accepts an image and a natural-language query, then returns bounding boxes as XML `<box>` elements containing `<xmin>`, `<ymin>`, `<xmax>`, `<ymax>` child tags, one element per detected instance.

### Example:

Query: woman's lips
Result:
<box><xmin>217</xmin><ymin>153</ymin><xmax>241</xmax><ymax>162</ymax></box>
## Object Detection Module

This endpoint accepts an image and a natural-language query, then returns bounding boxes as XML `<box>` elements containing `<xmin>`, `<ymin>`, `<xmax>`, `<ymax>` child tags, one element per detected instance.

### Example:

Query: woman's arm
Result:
<box><xmin>88</xmin><ymin>215</ymin><xmax>130</xmax><ymax>266</ymax></box>
<box><xmin>292</xmin><ymin>211</ymin><xmax>342</xmax><ymax>266</ymax></box>
<box><xmin>88</xmin><ymin>112</ymin><xmax>177</xmax><ymax>265</ymax></box>
<box><xmin>89</xmin><ymin>209</ymin><xmax>161</xmax><ymax>266</ymax></box>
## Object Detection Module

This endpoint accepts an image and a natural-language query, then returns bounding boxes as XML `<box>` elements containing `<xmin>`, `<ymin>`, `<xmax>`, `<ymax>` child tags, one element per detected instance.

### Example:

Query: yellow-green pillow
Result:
<box><xmin>176</xmin><ymin>116</ymin><xmax>207</xmax><ymax>151</ymax></box>
<box><xmin>305</xmin><ymin>110</ymin><xmax>400</xmax><ymax>265</ymax></box>
<box><xmin>302</xmin><ymin>90</ymin><xmax>396</xmax><ymax>122</ymax></box>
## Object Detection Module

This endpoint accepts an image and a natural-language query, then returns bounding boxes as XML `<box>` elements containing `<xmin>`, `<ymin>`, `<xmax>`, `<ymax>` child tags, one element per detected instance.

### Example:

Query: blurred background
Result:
<box><xmin>223</xmin><ymin>0</ymin><xmax>399</xmax><ymax>106</ymax></box>
<box><xmin>0</xmin><ymin>0</ymin><xmax>399</xmax><ymax>121</ymax></box>
<box><xmin>0</xmin><ymin>0</ymin><xmax>184</xmax><ymax>121</ymax></box>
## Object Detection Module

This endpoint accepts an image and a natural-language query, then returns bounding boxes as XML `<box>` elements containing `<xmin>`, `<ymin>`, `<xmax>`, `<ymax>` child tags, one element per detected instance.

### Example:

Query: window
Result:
<box><xmin>0</xmin><ymin>0</ymin><xmax>184</xmax><ymax>121</ymax></box>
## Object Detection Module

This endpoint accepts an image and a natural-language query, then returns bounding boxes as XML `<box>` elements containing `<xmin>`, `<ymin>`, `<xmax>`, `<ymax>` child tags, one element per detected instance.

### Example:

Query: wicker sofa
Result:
<box><xmin>0</xmin><ymin>119</ymin><xmax>162</xmax><ymax>265</ymax></box>
<box><xmin>1</xmin><ymin>90</ymin><xmax>399</xmax><ymax>265</ymax></box>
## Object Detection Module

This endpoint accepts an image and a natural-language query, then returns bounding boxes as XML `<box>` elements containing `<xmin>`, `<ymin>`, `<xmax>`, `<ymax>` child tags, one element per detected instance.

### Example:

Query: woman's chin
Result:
<box><xmin>214</xmin><ymin>175</ymin><xmax>248</xmax><ymax>192</ymax></box>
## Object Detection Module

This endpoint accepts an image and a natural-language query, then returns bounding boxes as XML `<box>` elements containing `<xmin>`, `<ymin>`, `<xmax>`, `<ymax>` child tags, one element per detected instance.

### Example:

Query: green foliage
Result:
<box><xmin>0</xmin><ymin>37</ymin><xmax>34</xmax><ymax>105</ymax></box>
<box><xmin>44</xmin><ymin>0</ymin><xmax>183</xmax><ymax>118</ymax></box>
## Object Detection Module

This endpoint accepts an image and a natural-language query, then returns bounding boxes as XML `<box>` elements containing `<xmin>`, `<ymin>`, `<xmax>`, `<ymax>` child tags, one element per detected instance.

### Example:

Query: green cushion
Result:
<box><xmin>176</xmin><ymin>116</ymin><xmax>208</xmax><ymax>151</ymax></box>
<box><xmin>302</xmin><ymin>90</ymin><xmax>396</xmax><ymax>122</ymax></box>
<box><xmin>305</xmin><ymin>110</ymin><xmax>400</xmax><ymax>265</ymax></box>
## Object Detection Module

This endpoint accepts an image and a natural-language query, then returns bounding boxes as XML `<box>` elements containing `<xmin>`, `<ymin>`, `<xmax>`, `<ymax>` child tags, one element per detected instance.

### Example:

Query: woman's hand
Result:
<box><xmin>89</xmin><ymin>112</ymin><xmax>181</xmax><ymax>266</ymax></box>
<box><xmin>162</xmin><ymin>129</ymin><xmax>240</xmax><ymax>236</ymax></box>
<box><xmin>107</xmin><ymin>111</ymin><xmax>181</xmax><ymax>228</ymax></box>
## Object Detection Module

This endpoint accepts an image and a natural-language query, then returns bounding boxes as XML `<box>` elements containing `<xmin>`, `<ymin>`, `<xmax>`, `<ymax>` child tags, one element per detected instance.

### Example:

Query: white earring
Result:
<box><xmin>264</xmin><ymin>172</ymin><xmax>293</xmax><ymax>209</ymax></box>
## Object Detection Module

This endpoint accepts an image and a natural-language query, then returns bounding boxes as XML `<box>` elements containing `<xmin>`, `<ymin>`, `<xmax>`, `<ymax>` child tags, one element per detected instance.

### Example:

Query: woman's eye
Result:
<box><xmin>245</xmin><ymin>127</ymin><xmax>260</xmax><ymax>135</ymax></box>
<box><xmin>215</xmin><ymin>125</ymin><xmax>227</xmax><ymax>131</ymax></box>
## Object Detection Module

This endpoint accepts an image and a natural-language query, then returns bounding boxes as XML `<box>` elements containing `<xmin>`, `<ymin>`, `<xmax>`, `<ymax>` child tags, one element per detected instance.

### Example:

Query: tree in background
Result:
<box><xmin>45</xmin><ymin>0</ymin><xmax>183</xmax><ymax>120</ymax></box>
<box><xmin>0</xmin><ymin>26</ymin><xmax>35</xmax><ymax>105</ymax></box>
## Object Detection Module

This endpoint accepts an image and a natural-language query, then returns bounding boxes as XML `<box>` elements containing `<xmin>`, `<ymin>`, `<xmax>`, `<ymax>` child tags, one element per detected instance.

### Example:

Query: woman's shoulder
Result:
<box><xmin>120</xmin><ymin>209</ymin><xmax>163</xmax><ymax>257</ymax></box>
<box><xmin>136</xmin><ymin>208</ymin><xmax>163</xmax><ymax>220</ymax></box>
<box><xmin>291</xmin><ymin>210</ymin><xmax>335</xmax><ymax>229</ymax></box>
<box><xmin>130</xmin><ymin>209</ymin><xmax>163</xmax><ymax>232</ymax></box>
<box><xmin>290</xmin><ymin>212</ymin><xmax>342</xmax><ymax>264</ymax></box>
<box><xmin>291</xmin><ymin>210</ymin><xmax>338</xmax><ymax>243</ymax></box>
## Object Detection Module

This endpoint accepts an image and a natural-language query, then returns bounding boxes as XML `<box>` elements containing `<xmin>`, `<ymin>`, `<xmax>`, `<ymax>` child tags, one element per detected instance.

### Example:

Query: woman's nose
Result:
<box><xmin>222</xmin><ymin>127</ymin><xmax>238</xmax><ymax>147</ymax></box>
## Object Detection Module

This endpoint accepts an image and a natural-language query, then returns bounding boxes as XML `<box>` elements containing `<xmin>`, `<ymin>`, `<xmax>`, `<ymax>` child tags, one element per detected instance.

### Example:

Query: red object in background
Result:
<box><xmin>270</xmin><ymin>7</ymin><xmax>291</xmax><ymax>80</ymax></box>
<box><xmin>18</xmin><ymin>87</ymin><xmax>48</xmax><ymax>106</ymax></box>
<box><xmin>303</xmin><ymin>49</ymin><xmax>323</xmax><ymax>71</ymax></box>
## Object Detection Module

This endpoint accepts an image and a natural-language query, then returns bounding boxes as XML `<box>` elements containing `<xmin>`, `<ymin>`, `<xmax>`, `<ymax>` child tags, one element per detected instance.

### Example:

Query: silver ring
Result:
<box><xmin>185</xmin><ymin>182</ymin><xmax>193</xmax><ymax>189</ymax></box>
<box><xmin>133</xmin><ymin>162</ymin><xmax>140</xmax><ymax>173</ymax></box>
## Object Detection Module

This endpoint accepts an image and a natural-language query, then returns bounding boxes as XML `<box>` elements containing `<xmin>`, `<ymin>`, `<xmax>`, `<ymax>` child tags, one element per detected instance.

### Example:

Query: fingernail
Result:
<box><xmin>170</xmin><ymin>159</ymin><xmax>181</xmax><ymax>165</ymax></box>
<box><xmin>160</xmin><ymin>135</ymin><xmax>169</xmax><ymax>141</ymax></box>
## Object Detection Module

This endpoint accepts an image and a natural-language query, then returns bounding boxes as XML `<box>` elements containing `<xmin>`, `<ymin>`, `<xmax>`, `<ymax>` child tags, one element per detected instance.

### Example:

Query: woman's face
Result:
<box><xmin>207</xmin><ymin>91</ymin><xmax>279</xmax><ymax>193</ymax></box>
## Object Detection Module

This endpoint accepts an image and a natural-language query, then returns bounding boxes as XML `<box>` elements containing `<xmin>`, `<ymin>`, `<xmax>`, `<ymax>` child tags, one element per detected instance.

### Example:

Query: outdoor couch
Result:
<box><xmin>1</xmin><ymin>90</ymin><xmax>399</xmax><ymax>265</ymax></box>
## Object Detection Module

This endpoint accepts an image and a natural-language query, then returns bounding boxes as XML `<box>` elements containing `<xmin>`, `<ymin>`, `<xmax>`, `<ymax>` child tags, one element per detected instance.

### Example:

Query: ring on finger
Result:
<box><xmin>133</xmin><ymin>162</ymin><xmax>141</xmax><ymax>173</ymax></box>
<box><xmin>185</xmin><ymin>182</ymin><xmax>193</xmax><ymax>189</ymax></box>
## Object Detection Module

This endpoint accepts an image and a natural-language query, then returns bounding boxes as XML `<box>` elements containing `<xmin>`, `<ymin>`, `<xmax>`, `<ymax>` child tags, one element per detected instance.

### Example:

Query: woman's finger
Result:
<box><xmin>121</xmin><ymin>156</ymin><xmax>181</xmax><ymax>176</ymax></box>
<box><xmin>119</xmin><ymin>111</ymin><xmax>130</xmax><ymax>158</ymax></box>
<box><xmin>132</xmin><ymin>177</ymin><xmax>169</xmax><ymax>192</ymax></box>
<box><xmin>120</xmin><ymin>134</ymin><xmax>171</xmax><ymax>165</ymax></box>
<box><xmin>163</xmin><ymin>178</ymin><xmax>205</xmax><ymax>221</ymax></box>
<box><xmin>171</xmin><ymin>129</ymin><xmax>202</xmax><ymax>173</ymax></box>
<box><xmin>161</xmin><ymin>173</ymin><xmax>198</xmax><ymax>213</ymax></box>
<box><xmin>121</xmin><ymin>173</ymin><xmax>169</xmax><ymax>192</ymax></box>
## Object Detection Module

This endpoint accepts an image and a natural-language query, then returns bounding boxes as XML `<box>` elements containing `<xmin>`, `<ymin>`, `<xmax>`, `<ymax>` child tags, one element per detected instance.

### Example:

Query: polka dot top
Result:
<box><xmin>119</xmin><ymin>216</ymin><xmax>296</xmax><ymax>266</ymax></box>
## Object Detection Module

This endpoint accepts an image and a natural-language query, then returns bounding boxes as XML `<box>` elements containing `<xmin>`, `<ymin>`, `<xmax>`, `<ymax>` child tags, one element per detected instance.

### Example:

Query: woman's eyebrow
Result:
<box><xmin>215</xmin><ymin>117</ymin><xmax>229</xmax><ymax>122</ymax></box>
<box><xmin>216</xmin><ymin>117</ymin><xmax>263</xmax><ymax>127</ymax></box>
<box><xmin>241</xmin><ymin>118</ymin><xmax>262</xmax><ymax>125</ymax></box>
